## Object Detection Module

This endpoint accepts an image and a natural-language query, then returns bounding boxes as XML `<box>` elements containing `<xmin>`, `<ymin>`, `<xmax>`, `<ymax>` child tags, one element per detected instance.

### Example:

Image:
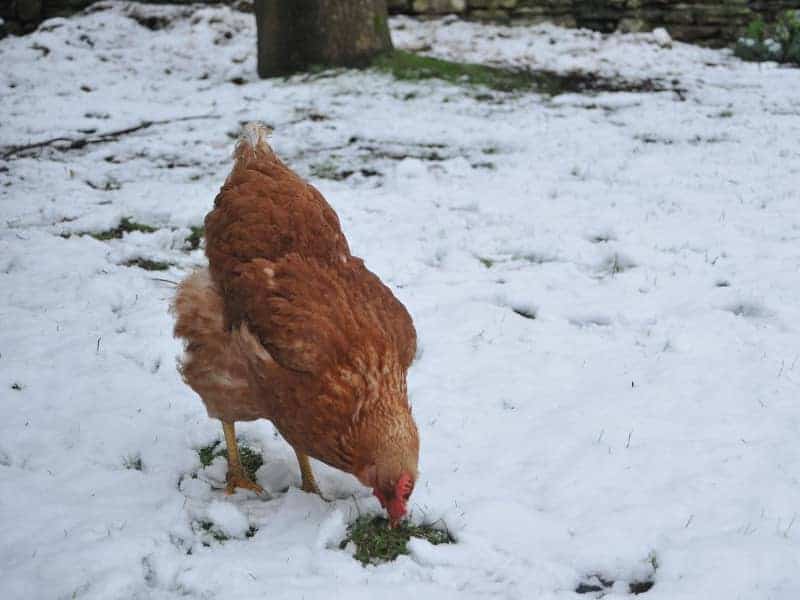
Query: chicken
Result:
<box><xmin>171</xmin><ymin>123</ymin><xmax>419</xmax><ymax>526</ymax></box>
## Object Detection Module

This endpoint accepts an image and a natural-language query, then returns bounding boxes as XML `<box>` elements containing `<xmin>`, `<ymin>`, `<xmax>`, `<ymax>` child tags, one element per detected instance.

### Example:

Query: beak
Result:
<box><xmin>388</xmin><ymin>517</ymin><xmax>400</xmax><ymax>529</ymax></box>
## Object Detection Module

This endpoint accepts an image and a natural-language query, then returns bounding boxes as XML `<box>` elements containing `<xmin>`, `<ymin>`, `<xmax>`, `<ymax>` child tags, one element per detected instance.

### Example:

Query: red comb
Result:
<box><xmin>396</xmin><ymin>473</ymin><xmax>414</xmax><ymax>496</ymax></box>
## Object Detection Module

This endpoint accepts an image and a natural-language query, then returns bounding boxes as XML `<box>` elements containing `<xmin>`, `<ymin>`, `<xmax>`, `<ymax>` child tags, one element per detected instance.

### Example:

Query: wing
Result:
<box><xmin>225</xmin><ymin>254</ymin><xmax>416</xmax><ymax>377</ymax></box>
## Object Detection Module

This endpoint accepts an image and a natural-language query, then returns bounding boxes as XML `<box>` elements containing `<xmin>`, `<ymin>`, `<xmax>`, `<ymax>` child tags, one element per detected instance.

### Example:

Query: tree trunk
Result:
<box><xmin>255</xmin><ymin>0</ymin><xmax>393</xmax><ymax>78</ymax></box>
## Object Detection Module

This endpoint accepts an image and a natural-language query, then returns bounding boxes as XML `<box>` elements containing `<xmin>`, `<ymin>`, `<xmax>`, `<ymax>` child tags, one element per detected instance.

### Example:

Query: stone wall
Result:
<box><xmin>390</xmin><ymin>0</ymin><xmax>800</xmax><ymax>46</ymax></box>
<box><xmin>0</xmin><ymin>0</ymin><xmax>248</xmax><ymax>35</ymax></box>
<box><xmin>2</xmin><ymin>0</ymin><xmax>799</xmax><ymax>46</ymax></box>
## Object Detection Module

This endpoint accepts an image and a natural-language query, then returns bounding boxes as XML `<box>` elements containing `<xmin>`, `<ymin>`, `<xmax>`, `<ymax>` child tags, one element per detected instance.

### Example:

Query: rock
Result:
<box><xmin>652</xmin><ymin>26</ymin><xmax>672</xmax><ymax>46</ymax></box>
<box><xmin>618</xmin><ymin>17</ymin><xmax>648</xmax><ymax>33</ymax></box>
<box><xmin>413</xmin><ymin>0</ymin><xmax>466</xmax><ymax>13</ymax></box>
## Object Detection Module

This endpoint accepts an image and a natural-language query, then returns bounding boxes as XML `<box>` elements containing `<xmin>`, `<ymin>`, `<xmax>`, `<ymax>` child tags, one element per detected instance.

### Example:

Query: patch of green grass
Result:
<box><xmin>371</xmin><ymin>50</ymin><xmax>538</xmax><ymax>93</ymax></box>
<box><xmin>233</xmin><ymin>446</ymin><xmax>264</xmax><ymax>481</ymax></box>
<box><xmin>123</xmin><ymin>258</ymin><xmax>171</xmax><ymax>271</ymax></box>
<box><xmin>90</xmin><ymin>217</ymin><xmax>158</xmax><ymax>241</ymax></box>
<box><xmin>197</xmin><ymin>440</ymin><xmax>263</xmax><ymax>481</ymax></box>
<box><xmin>340</xmin><ymin>516</ymin><xmax>453</xmax><ymax>565</ymax></box>
<box><xmin>198</xmin><ymin>520</ymin><xmax>228</xmax><ymax>542</ymax></box>
<box><xmin>198</xmin><ymin>440</ymin><xmax>222</xmax><ymax>468</ymax></box>
<box><xmin>310</xmin><ymin>159</ymin><xmax>354</xmax><ymax>181</ymax></box>
<box><xmin>370</xmin><ymin>50</ymin><xmax>672</xmax><ymax>96</ymax></box>
<box><xmin>197</xmin><ymin>520</ymin><xmax>258</xmax><ymax>544</ymax></box>
<box><xmin>123</xmin><ymin>454</ymin><xmax>143</xmax><ymax>471</ymax></box>
<box><xmin>185</xmin><ymin>225</ymin><xmax>204</xmax><ymax>250</ymax></box>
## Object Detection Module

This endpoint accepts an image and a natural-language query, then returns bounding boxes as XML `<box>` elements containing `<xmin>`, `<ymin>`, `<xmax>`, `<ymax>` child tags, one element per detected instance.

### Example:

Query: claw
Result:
<box><xmin>225</xmin><ymin>469</ymin><xmax>264</xmax><ymax>495</ymax></box>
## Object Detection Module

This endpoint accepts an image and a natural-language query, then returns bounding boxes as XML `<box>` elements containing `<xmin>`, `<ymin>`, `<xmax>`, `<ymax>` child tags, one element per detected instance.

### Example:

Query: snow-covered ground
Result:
<box><xmin>2</xmin><ymin>4</ymin><xmax>800</xmax><ymax>598</ymax></box>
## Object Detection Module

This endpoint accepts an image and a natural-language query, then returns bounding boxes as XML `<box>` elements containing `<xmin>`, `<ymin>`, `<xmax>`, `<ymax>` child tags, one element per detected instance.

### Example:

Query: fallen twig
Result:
<box><xmin>2</xmin><ymin>114</ymin><xmax>220</xmax><ymax>159</ymax></box>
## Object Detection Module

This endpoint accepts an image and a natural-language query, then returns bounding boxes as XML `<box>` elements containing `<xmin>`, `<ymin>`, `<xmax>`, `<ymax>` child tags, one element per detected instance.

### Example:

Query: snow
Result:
<box><xmin>1</xmin><ymin>3</ymin><xmax>800</xmax><ymax>599</ymax></box>
<box><xmin>205</xmin><ymin>500</ymin><xmax>250</xmax><ymax>539</ymax></box>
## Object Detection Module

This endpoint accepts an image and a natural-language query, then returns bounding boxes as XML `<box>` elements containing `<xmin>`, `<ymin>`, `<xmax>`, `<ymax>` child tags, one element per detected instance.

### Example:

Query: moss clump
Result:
<box><xmin>123</xmin><ymin>258</ymin><xmax>171</xmax><ymax>271</ymax></box>
<box><xmin>90</xmin><ymin>217</ymin><xmax>158</xmax><ymax>241</ymax></box>
<box><xmin>341</xmin><ymin>516</ymin><xmax>453</xmax><ymax>565</ymax></box>
<box><xmin>123</xmin><ymin>454</ymin><xmax>143</xmax><ymax>471</ymax></box>
<box><xmin>185</xmin><ymin>225</ymin><xmax>204</xmax><ymax>250</ymax></box>
<box><xmin>371</xmin><ymin>50</ymin><xmax>538</xmax><ymax>93</ymax></box>
<box><xmin>371</xmin><ymin>50</ymin><xmax>676</xmax><ymax>96</ymax></box>
<box><xmin>198</xmin><ymin>440</ymin><xmax>222</xmax><ymax>468</ymax></box>
<box><xmin>197</xmin><ymin>440</ymin><xmax>263</xmax><ymax>481</ymax></box>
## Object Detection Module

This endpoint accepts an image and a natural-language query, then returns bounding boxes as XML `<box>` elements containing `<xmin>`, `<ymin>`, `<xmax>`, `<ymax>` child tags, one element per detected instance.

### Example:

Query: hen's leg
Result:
<box><xmin>222</xmin><ymin>420</ymin><xmax>264</xmax><ymax>495</ymax></box>
<box><xmin>293</xmin><ymin>448</ymin><xmax>322</xmax><ymax>496</ymax></box>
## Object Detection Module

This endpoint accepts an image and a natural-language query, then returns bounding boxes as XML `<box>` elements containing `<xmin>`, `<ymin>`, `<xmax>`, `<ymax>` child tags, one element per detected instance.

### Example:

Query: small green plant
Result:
<box><xmin>197</xmin><ymin>440</ymin><xmax>263</xmax><ymax>481</ymax></box>
<box><xmin>340</xmin><ymin>516</ymin><xmax>453</xmax><ymax>565</ymax></box>
<box><xmin>735</xmin><ymin>10</ymin><xmax>800</xmax><ymax>65</ymax></box>
<box><xmin>198</xmin><ymin>440</ymin><xmax>222</xmax><ymax>468</ymax></box>
<box><xmin>197</xmin><ymin>520</ymin><xmax>258</xmax><ymax>544</ymax></box>
<box><xmin>123</xmin><ymin>454</ymin><xmax>143</xmax><ymax>471</ymax></box>
<box><xmin>89</xmin><ymin>217</ymin><xmax>158</xmax><ymax>241</ymax></box>
<box><xmin>185</xmin><ymin>225</ymin><xmax>204</xmax><ymax>250</ymax></box>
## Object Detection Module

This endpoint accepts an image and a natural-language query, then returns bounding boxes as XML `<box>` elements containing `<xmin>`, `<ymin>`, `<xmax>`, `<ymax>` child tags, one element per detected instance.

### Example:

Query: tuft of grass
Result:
<box><xmin>197</xmin><ymin>520</ymin><xmax>258</xmax><ymax>544</ymax></box>
<box><xmin>599</xmin><ymin>252</ymin><xmax>636</xmax><ymax>277</ymax></box>
<box><xmin>185</xmin><ymin>225</ymin><xmax>204</xmax><ymax>250</ymax></box>
<box><xmin>198</xmin><ymin>520</ymin><xmax>229</xmax><ymax>542</ymax></box>
<box><xmin>233</xmin><ymin>446</ymin><xmax>264</xmax><ymax>481</ymax></box>
<box><xmin>310</xmin><ymin>159</ymin><xmax>354</xmax><ymax>181</ymax></box>
<box><xmin>123</xmin><ymin>258</ymin><xmax>171</xmax><ymax>271</ymax></box>
<box><xmin>341</xmin><ymin>516</ymin><xmax>453</xmax><ymax>565</ymax></box>
<box><xmin>123</xmin><ymin>454</ymin><xmax>143</xmax><ymax>471</ymax></box>
<box><xmin>197</xmin><ymin>440</ymin><xmax>263</xmax><ymax>481</ymax></box>
<box><xmin>198</xmin><ymin>440</ymin><xmax>222</xmax><ymax>468</ymax></box>
<box><xmin>90</xmin><ymin>217</ymin><xmax>158</xmax><ymax>241</ymax></box>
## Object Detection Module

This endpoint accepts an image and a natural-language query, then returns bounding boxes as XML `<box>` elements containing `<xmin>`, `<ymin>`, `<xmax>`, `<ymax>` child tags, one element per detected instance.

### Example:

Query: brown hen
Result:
<box><xmin>172</xmin><ymin>123</ymin><xmax>419</xmax><ymax>525</ymax></box>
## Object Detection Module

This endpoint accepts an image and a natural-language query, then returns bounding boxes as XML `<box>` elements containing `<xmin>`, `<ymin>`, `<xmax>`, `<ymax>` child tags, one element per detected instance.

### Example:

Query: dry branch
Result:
<box><xmin>2</xmin><ymin>114</ymin><xmax>220</xmax><ymax>160</ymax></box>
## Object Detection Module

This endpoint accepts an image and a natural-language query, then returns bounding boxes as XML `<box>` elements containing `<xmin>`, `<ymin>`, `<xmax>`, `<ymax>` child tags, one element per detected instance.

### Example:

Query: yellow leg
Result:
<box><xmin>293</xmin><ymin>448</ymin><xmax>322</xmax><ymax>496</ymax></box>
<box><xmin>222</xmin><ymin>421</ymin><xmax>264</xmax><ymax>495</ymax></box>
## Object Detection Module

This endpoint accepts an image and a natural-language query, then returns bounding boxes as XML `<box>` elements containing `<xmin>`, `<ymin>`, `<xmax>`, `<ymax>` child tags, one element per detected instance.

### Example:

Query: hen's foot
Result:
<box><xmin>300</xmin><ymin>476</ymin><xmax>322</xmax><ymax>497</ymax></box>
<box><xmin>294</xmin><ymin>448</ymin><xmax>324</xmax><ymax>499</ymax></box>
<box><xmin>221</xmin><ymin>420</ymin><xmax>264</xmax><ymax>495</ymax></box>
<box><xmin>225</xmin><ymin>468</ymin><xmax>264</xmax><ymax>495</ymax></box>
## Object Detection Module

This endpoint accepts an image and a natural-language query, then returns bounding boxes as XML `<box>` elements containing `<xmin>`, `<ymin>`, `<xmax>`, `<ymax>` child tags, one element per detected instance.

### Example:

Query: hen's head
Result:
<box><xmin>373</xmin><ymin>472</ymin><xmax>415</xmax><ymax>527</ymax></box>
<box><xmin>356</xmin><ymin>422</ymin><xmax>419</xmax><ymax>528</ymax></box>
